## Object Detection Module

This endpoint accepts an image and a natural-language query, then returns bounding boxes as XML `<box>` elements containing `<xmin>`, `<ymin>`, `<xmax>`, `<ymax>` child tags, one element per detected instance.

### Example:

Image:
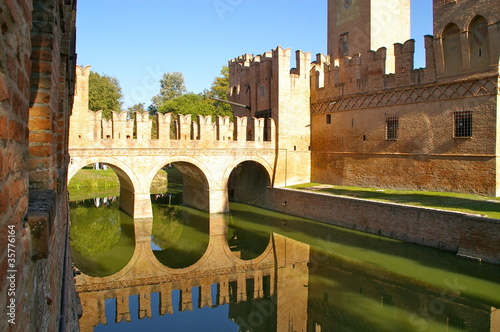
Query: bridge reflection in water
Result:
<box><xmin>72</xmin><ymin>198</ymin><xmax>500</xmax><ymax>332</ymax></box>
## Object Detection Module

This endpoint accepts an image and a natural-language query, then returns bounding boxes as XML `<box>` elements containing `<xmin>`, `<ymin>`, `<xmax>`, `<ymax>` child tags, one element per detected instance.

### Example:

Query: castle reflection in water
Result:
<box><xmin>71</xmin><ymin>197</ymin><xmax>500</xmax><ymax>332</ymax></box>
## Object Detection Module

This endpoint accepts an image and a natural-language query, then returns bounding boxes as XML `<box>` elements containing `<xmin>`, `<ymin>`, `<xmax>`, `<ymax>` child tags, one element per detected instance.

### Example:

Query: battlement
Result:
<box><xmin>228</xmin><ymin>46</ymin><xmax>311</xmax><ymax>118</ymax></box>
<box><xmin>69</xmin><ymin>110</ymin><xmax>276</xmax><ymax>149</ymax></box>
<box><xmin>311</xmin><ymin>37</ymin><xmax>439</xmax><ymax>100</ymax></box>
<box><xmin>78</xmin><ymin>272</ymin><xmax>275</xmax><ymax>328</ymax></box>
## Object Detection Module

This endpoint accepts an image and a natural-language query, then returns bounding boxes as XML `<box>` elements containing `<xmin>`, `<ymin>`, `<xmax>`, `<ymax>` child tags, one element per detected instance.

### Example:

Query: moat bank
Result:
<box><xmin>249</xmin><ymin>188</ymin><xmax>500</xmax><ymax>265</ymax></box>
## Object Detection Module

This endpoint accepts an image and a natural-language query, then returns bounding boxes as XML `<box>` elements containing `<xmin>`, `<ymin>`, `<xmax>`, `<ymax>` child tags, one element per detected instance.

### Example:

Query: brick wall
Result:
<box><xmin>254</xmin><ymin>188</ymin><xmax>500</xmax><ymax>265</ymax></box>
<box><xmin>0</xmin><ymin>0</ymin><xmax>79</xmax><ymax>331</ymax></box>
<box><xmin>309</xmin><ymin>0</ymin><xmax>500</xmax><ymax>197</ymax></box>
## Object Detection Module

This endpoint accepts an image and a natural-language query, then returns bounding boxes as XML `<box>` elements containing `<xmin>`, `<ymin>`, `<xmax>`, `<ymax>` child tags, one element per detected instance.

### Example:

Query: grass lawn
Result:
<box><xmin>68</xmin><ymin>167</ymin><xmax>169</xmax><ymax>194</ymax></box>
<box><xmin>289</xmin><ymin>183</ymin><xmax>500</xmax><ymax>220</ymax></box>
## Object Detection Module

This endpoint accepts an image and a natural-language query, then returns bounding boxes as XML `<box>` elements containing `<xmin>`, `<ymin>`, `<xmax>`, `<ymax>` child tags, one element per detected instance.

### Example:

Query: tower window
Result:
<box><xmin>454</xmin><ymin>110</ymin><xmax>472</xmax><ymax>138</ymax></box>
<box><xmin>386</xmin><ymin>115</ymin><xmax>399</xmax><ymax>140</ymax></box>
<box><xmin>340</xmin><ymin>33</ymin><xmax>348</xmax><ymax>56</ymax></box>
<box><xmin>326</xmin><ymin>114</ymin><xmax>332</xmax><ymax>124</ymax></box>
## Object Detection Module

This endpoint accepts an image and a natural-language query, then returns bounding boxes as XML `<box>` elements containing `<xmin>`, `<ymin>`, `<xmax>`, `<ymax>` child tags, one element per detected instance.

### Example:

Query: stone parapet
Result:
<box><xmin>69</xmin><ymin>111</ymin><xmax>276</xmax><ymax>149</ymax></box>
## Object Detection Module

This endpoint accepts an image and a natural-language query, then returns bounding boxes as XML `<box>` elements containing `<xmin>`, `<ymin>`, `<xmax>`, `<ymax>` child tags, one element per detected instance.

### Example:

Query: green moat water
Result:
<box><xmin>70</xmin><ymin>193</ymin><xmax>500</xmax><ymax>332</ymax></box>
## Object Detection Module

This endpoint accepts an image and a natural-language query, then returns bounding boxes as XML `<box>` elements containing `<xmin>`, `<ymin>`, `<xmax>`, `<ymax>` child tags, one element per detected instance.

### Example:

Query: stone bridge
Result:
<box><xmin>68</xmin><ymin>65</ymin><xmax>311</xmax><ymax>218</ymax></box>
<box><xmin>68</xmin><ymin>112</ymin><xmax>280</xmax><ymax>218</ymax></box>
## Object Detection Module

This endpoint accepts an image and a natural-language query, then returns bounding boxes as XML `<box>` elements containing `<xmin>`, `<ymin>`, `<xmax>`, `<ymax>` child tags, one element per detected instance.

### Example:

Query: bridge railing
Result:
<box><xmin>71</xmin><ymin>111</ymin><xmax>276</xmax><ymax>148</ymax></box>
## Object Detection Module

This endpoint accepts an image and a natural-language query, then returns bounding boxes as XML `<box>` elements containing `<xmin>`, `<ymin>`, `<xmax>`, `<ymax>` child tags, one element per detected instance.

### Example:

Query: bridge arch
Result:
<box><xmin>147</xmin><ymin>156</ymin><xmax>214</xmax><ymax>213</ymax></box>
<box><xmin>75</xmin><ymin>214</ymin><xmax>276</xmax><ymax>285</ymax></box>
<box><xmin>68</xmin><ymin>156</ymin><xmax>145</xmax><ymax>218</ymax></box>
<box><xmin>223</xmin><ymin>156</ymin><xmax>274</xmax><ymax>204</ymax></box>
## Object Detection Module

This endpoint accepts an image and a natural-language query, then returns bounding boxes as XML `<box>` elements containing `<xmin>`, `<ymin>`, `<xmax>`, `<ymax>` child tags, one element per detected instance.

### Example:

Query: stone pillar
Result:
<box><xmin>209</xmin><ymin>188</ymin><xmax>229</xmax><ymax>213</ymax></box>
<box><xmin>198</xmin><ymin>115</ymin><xmax>215</xmax><ymax>141</ymax></box>
<box><xmin>274</xmin><ymin>234</ymin><xmax>310</xmax><ymax>332</ymax></box>
<box><xmin>198</xmin><ymin>283</ymin><xmax>212</xmax><ymax>309</ymax></box>
<box><xmin>179</xmin><ymin>284</ymin><xmax>193</xmax><ymax>311</ymax></box>
<box><xmin>136</xmin><ymin>112</ymin><xmax>152</xmax><ymax>140</ymax></box>
<box><xmin>113</xmin><ymin>111</ymin><xmax>133</xmax><ymax>139</ymax></box>
<box><xmin>157</xmin><ymin>113</ymin><xmax>171</xmax><ymax>140</ymax></box>
<box><xmin>159</xmin><ymin>283</ymin><xmax>173</xmax><ymax>315</ymax></box>
<box><xmin>178</xmin><ymin>114</ymin><xmax>192</xmax><ymax>140</ymax></box>
<box><xmin>102</xmin><ymin>119</ymin><xmax>113</xmax><ymax>139</ymax></box>
<box><xmin>235</xmin><ymin>116</ymin><xmax>248</xmax><ymax>143</ymax></box>
<box><xmin>218</xmin><ymin>278</ymin><xmax>230</xmax><ymax>305</ymax></box>
<box><xmin>424</xmin><ymin>35</ymin><xmax>436</xmax><ymax>80</ymax></box>
<box><xmin>116</xmin><ymin>294</ymin><xmax>131</xmax><ymax>323</ymax></box>
<box><xmin>217</xmin><ymin>116</ymin><xmax>233</xmax><ymax>141</ymax></box>
<box><xmin>254</xmin><ymin>117</ymin><xmax>265</xmax><ymax>142</ymax></box>
<box><xmin>237</xmin><ymin>273</ymin><xmax>247</xmax><ymax>303</ymax></box>
<box><xmin>132</xmin><ymin>192</ymin><xmax>154</xmax><ymax>219</ymax></box>
<box><xmin>138</xmin><ymin>292</ymin><xmax>152</xmax><ymax>319</ymax></box>
<box><xmin>254</xmin><ymin>270</ymin><xmax>264</xmax><ymax>299</ymax></box>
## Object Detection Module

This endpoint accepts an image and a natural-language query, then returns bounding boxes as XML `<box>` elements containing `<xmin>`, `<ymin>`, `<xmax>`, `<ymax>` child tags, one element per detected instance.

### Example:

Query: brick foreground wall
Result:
<box><xmin>254</xmin><ymin>188</ymin><xmax>500</xmax><ymax>265</ymax></box>
<box><xmin>0</xmin><ymin>0</ymin><xmax>79</xmax><ymax>331</ymax></box>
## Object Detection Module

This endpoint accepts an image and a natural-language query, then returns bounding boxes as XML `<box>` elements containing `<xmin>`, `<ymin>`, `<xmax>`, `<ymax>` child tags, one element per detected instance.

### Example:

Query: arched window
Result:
<box><xmin>469</xmin><ymin>16</ymin><xmax>490</xmax><ymax>71</ymax></box>
<box><xmin>443</xmin><ymin>23</ymin><xmax>462</xmax><ymax>74</ymax></box>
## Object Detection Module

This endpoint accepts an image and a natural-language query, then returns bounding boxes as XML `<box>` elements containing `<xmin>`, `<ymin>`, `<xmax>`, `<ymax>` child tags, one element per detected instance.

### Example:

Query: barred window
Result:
<box><xmin>454</xmin><ymin>110</ymin><xmax>472</xmax><ymax>137</ymax></box>
<box><xmin>386</xmin><ymin>115</ymin><xmax>399</xmax><ymax>140</ymax></box>
<box><xmin>448</xmin><ymin>317</ymin><xmax>466</xmax><ymax>331</ymax></box>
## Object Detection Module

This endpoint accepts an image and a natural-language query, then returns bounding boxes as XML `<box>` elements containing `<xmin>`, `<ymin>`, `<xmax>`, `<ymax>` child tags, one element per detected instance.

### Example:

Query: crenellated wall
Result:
<box><xmin>311</xmin><ymin>38</ymin><xmax>439</xmax><ymax>101</ymax></box>
<box><xmin>310</xmin><ymin>1</ymin><xmax>499</xmax><ymax>197</ymax></box>
<box><xmin>70</xmin><ymin>109</ymin><xmax>276</xmax><ymax>149</ymax></box>
<box><xmin>70</xmin><ymin>65</ymin><xmax>278</xmax><ymax>149</ymax></box>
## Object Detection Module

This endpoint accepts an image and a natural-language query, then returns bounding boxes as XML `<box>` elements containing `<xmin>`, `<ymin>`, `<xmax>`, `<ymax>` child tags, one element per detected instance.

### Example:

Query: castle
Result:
<box><xmin>228</xmin><ymin>0</ymin><xmax>500</xmax><ymax>197</ymax></box>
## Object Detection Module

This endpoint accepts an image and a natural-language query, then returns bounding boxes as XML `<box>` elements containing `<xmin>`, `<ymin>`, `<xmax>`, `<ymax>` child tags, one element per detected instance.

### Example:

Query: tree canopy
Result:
<box><xmin>151</xmin><ymin>72</ymin><xmax>188</xmax><ymax>111</ymax></box>
<box><xmin>154</xmin><ymin>66</ymin><xmax>233</xmax><ymax>119</ymax></box>
<box><xmin>204</xmin><ymin>66</ymin><xmax>232</xmax><ymax>116</ymax></box>
<box><xmin>158</xmin><ymin>93</ymin><xmax>216</xmax><ymax>116</ymax></box>
<box><xmin>88</xmin><ymin>71</ymin><xmax>123</xmax><ymax>120</ymax></box>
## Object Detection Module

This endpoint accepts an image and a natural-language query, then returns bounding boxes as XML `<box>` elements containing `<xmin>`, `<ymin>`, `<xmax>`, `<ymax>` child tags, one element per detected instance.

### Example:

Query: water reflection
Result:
<box><xmin>227</xmin><ymin>209</ymin><xmax>271</xmax><ymax>260</ymax></box>
<box><xmin>70</xmin><ymin>197</ymin><xmax>135</xmax><ymax>277</ymax></box>
<box><xmin>151</xmin><ymin>200</ymin><xmax>210</xmax><ymax>269</ymax></box>
<box><xmin>71</xmin><ymin>196</ymin><xmax>500</xmax><ymax>332</ymax></box>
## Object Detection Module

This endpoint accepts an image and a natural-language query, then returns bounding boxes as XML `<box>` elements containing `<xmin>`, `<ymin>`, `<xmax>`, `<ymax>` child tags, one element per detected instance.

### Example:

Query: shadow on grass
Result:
<box><xmin>293</xmin><ymin>185</ymin><xmax>500</xmax><ymax>219</ymax></box>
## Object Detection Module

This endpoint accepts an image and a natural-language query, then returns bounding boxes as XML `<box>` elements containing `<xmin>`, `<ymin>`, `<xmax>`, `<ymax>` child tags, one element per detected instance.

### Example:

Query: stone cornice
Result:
<box><xmin>75</xmin><ymin>262</ymin><xmax>274</xmax><ymax>293</ymax></box>
<box><xmin>69</xmin><ymin>147</ymin><xmax>277</xmax><ymax>157</ymax></box>
<box><xmin>312</xmin><ymin>75</ymin><xmax>498</xmax><ymax>114</ymax></box>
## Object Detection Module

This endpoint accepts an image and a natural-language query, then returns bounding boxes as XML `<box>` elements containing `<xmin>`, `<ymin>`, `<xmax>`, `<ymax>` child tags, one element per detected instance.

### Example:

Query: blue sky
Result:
<box><xmin>76</xmin><ymin>0</ymin><xmax>433</xmax><ymax>109</ymax></box>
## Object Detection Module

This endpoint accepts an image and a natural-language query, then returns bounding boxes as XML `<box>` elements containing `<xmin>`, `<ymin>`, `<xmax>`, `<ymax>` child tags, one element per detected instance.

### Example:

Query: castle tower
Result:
<box><xmin>228</xmin><ymin>47</ymin><xmax>312</xmax><ymax>186</ymax></box>
<box><xmin>327</xmin><ymin>0</ymin><xmax>411</xmax><ymax>73</ymax></box>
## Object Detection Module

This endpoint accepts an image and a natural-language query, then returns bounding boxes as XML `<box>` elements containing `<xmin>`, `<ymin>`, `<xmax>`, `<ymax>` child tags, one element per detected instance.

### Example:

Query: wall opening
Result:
<box><xmin>443</xmin><ymin>23</ymin><xmax>463</xmax><ymax>75</ymax></box>
<box><xmin>228</xmin><ymin>161</ymin><xmax>270</xmax><ymax>204</ymax></box>
<box><xmin>68</xmin><ymin>163</ymin><xmax>135</xmax><ymax>276</ymax></box>
<box><xmin>150</xmin><ymin>162</ymin><xmax>209</xmax><ymax>213</ymax></box>
<box><xmin>469</xmin><ymin>16</ymin><xmax>490</xmax><ymax>71</ymax></box>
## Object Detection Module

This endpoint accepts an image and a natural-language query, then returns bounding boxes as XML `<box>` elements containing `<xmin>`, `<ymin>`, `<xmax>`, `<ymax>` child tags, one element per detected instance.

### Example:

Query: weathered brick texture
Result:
<box><xmin>0</xmin><ymin>0</ymin><xmax>79</xmax><ymax>331</ymax></box>
<box><xmin>256</xmin><ymin>188</ymin><xmax>500</xmax><ymax>265</ymax></box>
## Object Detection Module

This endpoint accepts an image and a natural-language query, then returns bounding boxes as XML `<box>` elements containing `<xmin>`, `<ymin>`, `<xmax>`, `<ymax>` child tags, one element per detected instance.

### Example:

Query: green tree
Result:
<box><xmin>157</xmin><ymin>93</ymin><xmax>216</xmax><ymax>116</ymax></box>
<box><xmin>151</xmin><ymin>72</ymin><xmax>188</xmax><ymax>110</ymax></box>
<box><xmin>88</xmin><ymin>71</ymin><xmax>123</xmax><ymax>120</ymax></box>
<box><xmin>127</xmin><ymin>103</ymin><xmax>146</xmax><ymax>113</ymax></box>
<box><xmin>152</xmin><ymin>67</ymin><xmax>233</xmax><ymax>119</ymax></box>
<box><xmin>204</xmin><ymin>66</ymin><xmax>232</xmax><ymax>116</ymax></box>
